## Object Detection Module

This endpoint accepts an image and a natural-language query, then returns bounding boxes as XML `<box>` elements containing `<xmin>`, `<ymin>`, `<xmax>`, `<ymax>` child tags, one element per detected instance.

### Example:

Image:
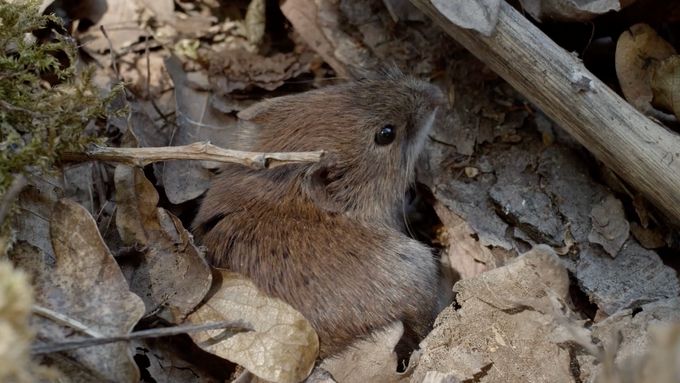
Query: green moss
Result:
<box><xmin>0</xmin><ymin>0</ymin><xmax>113</xmax><ymax>195</ymax></box>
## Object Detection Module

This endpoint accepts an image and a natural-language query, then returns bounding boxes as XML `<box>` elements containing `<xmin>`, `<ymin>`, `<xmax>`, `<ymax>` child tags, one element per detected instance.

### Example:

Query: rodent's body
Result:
<box><xmin>194</xmin><ymin>70</ymin><xmax>443</xmax><ymax>357</ymax></box>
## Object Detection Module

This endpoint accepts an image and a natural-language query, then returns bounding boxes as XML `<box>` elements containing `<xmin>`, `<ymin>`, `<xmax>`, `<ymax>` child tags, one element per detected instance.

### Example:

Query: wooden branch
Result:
<box><xmin>33</xmin><ymin>305</ymin><xmax>103</xmax><ymax>338</ymax></box>
<box><xmin>61</xmin><ymin>142</ymin><xmax>325</xmax><ymax>170</ymax></box>
<box><xmin>31</xmin><ymin>320</ymin><xmax>251</xmax><ymax>355</ymax></box>
<box><xmin>411</xmin><ymin>0</ymin><xmax>680</xmax><ymax>224</ymax></box>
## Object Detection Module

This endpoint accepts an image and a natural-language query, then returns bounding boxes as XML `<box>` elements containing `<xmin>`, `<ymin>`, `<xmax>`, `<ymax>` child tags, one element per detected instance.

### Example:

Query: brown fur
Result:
<box><xmin>193</xmin><ymin>70</ymin><xmax>444</xmax><ymax>357</ymax></box>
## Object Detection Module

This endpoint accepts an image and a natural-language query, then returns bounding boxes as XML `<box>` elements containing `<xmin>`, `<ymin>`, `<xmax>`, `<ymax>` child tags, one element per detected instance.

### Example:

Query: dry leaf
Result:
<box><xmin>187</xmin><ymin>270</ymin><xmax>318</xmax><ymax>383</ymax></box>
<box><xmin>245</xmin><ymin>0</ymin><xmax>266</xmax><ymax>46</ymax></box>
<box><xmin>209</xmin><ymin>49</ymin><xmax>310</xmax><ymax>94</ymax></box>
<box><xmin>519</xmin><ymin>0</ymin><xmax>621</xmax><ymax>22</ymax></box>
<box><xmin>321</xmin><ymin>323</ymin><xmax>408</xmax><ymax>383</ymax></box>
<box><xmin>76</xmin><ymin>0</ymin><xmax>146</xmax><ymax>53</ymax></box>
<box><xmin>588</xmin><ymin>195</ymin><xmax>630</xmax><ymax>257</ymax></box>
<box><xmin>434</xmin><ymin>202</ymin><xmax>491</xmax><ymax>280</ymax></box>
<box><xmin>289</xmin><ymin>0</ymin><xmax>376</xmax><ymax>73</ymax></box>
<box><xmin>651</xmin><ymin>55</ymin><xmax>680</xmax><ymax>120</ymax></box>
<box><xmin>13</xmin><ymin>176</ymin><xmax>62</xmax><ymax>253</ymax></box>
<box><xmin>163</xmin><ymin>56</ymin><xmax>239</xmax><ymax>204</ymax></box>
<box><xmin>431</xmin><ymin>0</ymin><xmax>502</xmax><ymax>36</ymax></box>
<box><xmin>11</xmin><ymin>199</ymin><xmax>145</xmax><ymax>382</ymax></box>
<box><xmin>615</xmin><ymin>23</ymin><xmax>676</xmax><ymax>112</ymax></box>
<box><xmin>421</xmin><ymin>371</ymin><xmax>460</xmax><ymax>383</ymax></box>
<box><xmin>280</xmin><ymin>0</ymin><xmax>348</xmax><ymax>77</ymax></box>
<box><xmin>115</xmin><ymin>166</ymin><xmax>212</xmax><ymax>322</ymax></box>
<box><xmin>576</xmin><ymin>241</ymin><xmax>679</xmax><ymax>315</ymax></box>
<box><xmin>630</xmin><ymin>223</ymin><xmax>666</xmax><ymax>249</ymax></box>
<box><xmin>412</xmin><ymin>245</ymin><xmax>576</xmax><ymax>382</ymax></box>
<box><xmin>591</xmin><ymin>298</ymin><xmax>680</xmax><ymax>383</ymax></box>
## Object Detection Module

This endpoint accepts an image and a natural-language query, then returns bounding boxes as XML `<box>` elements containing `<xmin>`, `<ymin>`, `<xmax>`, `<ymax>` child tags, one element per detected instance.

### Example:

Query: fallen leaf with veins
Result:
<box><xmin>187</xmin><ymin>270</ymin><xmax>318</xmax><ymax>383</ymax></box>
<box><xmin>10</xmin><ymin>198</ymin><xmax>145</xmax><ymax>382</ymax></box>
<box><xmin>321</xmin><ymin>322</ymin><xmax>411</xmax><ymax>383</ymax></box>
<box><xmin>115</xmin><ymin>165</ymin><xmax>212</xmax><ymax>322</ymax></box>
<box><xmin>412</xmin><ymin>245</ymin><xmax>577</xmax><ymax>382</ymax></box>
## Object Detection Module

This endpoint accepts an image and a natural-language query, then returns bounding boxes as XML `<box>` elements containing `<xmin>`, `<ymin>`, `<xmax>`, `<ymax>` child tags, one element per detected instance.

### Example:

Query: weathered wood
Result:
<box><xmin>61</xmin><ymin>142</ymin><xmax>325</xmax><ymax>170</ymax></box>
<box><xmin>411</xmin><ymin>0</ymin><xmax>680</xmax><ymax>224</ymax></box>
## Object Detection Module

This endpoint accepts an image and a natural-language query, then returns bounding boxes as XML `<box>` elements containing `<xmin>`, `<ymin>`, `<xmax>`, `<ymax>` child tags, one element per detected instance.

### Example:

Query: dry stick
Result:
<box><xmin>32</xmin><ymin>320</ymin><xmax>251</xmax><ymax>355</ymax></box>
<box><xmin>411</xmin><ymin>0</ymin><xmax>680</xmax><ymax>224</ymax></box>
<box><xmin>61</xmin><ymin>142</ymin><xmax>325</xmax><ymax>170</ymax></box>
<box><xmin>33</xmin><ymin>305</ymin><xmax>103</xmax><ymax>338</ymax></box>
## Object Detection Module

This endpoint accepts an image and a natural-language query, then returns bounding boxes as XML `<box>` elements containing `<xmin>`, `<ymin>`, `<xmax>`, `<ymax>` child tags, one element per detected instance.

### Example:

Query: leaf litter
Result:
<box><xmin>3</xmin><ymin>0</ymin><xmax>680</xmax><ymax>382</ymax></box>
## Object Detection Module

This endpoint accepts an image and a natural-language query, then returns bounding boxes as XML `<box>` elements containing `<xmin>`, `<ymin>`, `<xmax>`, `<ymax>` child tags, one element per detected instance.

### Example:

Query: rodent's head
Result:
<box><xmin>236</xmin><ymin>68</ymin><xmax>444</xmax><ymax>221</ymax></box>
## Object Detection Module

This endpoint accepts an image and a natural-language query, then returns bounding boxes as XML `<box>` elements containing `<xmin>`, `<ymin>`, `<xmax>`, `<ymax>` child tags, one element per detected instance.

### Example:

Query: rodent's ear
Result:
<box><xmin>302</xmin><ymin>159</ymin><xmax>346</xmax><ymax>214</ymax></box>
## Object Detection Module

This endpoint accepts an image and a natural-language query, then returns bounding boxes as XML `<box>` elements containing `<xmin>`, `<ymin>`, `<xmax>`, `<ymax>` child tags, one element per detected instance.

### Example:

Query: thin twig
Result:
<box><xmin>0</xmin><ymin>174</ymin><xmax>28</xmax><ymax>225</ymax></box>
<box><xmin>100</xmin><ymin>26</ymin><xmax>122</xmax><ymax>87</ymax></box>
<box><xmin>32</xmin><ymin>320</ymin><xmax>251</xmax><ymax>355</ymax></box>
<box><xmin>61</xmin><ymin>142</ymin><xmax>325</xmax><ymax>170</ymax></box>
<box><xmin>33</xmin><ymin>305</ymin><xmax>103</xmax><ymax>338</ymax></box>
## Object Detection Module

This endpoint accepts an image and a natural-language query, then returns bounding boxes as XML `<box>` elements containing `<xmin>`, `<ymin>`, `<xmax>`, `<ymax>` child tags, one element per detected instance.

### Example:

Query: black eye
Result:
<box><xmin>375</xmin><ymin>124</ymin><xmax>396</xmax><ymax>145</ymax></box>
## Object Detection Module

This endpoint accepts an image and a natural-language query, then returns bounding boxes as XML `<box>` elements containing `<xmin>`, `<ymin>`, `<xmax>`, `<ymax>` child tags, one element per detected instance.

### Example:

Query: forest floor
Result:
<box><xmin>2</xmin><ymin>0</ymin><xmax>680</xmax><ymax>382</ymax></box>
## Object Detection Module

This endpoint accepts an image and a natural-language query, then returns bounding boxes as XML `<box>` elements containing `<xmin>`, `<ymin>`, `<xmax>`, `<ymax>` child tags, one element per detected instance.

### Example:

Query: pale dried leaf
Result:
<box><xmin>115</xmin><ymin>166</ymin><xmax>212</xmax><ymax>322</ymax></box>
<box><xmin>138</xmin><ymin>0</ymin><xmax>175</xmax><ymax>23</ymax></box>
<box><xmin>588</xmin><ymin>195</ymin><xmax>630</xmax><ymax>257</ymax></box>
<box><xmin>431</xmin><ymin>0</ymin><xmax>501</xmax><ymax>36</ymax></box>
<box><xmin>13</xmin><ymin>176</ymin><xmax>62</xmax><ymax>253</ymax></box>
<box><xmin>412</xmin><ymin>246</ymin><xmax>576</xmax><ymax>383</ymax></box>
<box><xmin>11</xmin><ymin>199</ymin><xmax>145</xmax><ymax>382</ymax></box>
<box><xmin>118</xmin><ymin>51</ymin><xmax>174</xmax><ymax>100</ymax></box>
<box><xmin>187</xmin><ymin>270</ymin><xmax>318</xmax><ymax>383</ymax></box>
<box><xmin>519</xmin><ymin>0</ymin><xmax>621</xmax><ymax>22</ymax></box>
<box><xmin>245</xmin><ymin>0</ymin><xmax>266</xmax><ymax>46</ymax></box>
<box><xmin>280</xmin><ymin>0</ymin><xmax>349</xmax><ymax>77</ymax></box>
<box><xmin>434</xmin><ymin>202</ymin><xmax>491</xmax><ymax>280</ymax></box>
<box><xmin>592</xmin><ymin>298</ymin><xmax>680</xmax><ymax>383</ymax></box>
<box><xmin>651</xmin><ymin>55</ymin><xmax>680</xmax><ymax>120</ymax></box>
<box><xmin>421</xmin><ymin>371</ymin><xmax>460</xmax><ymax>383</ymax></box>
<box><xmin>321</xmin><ymin>323</ymin><xmax>408</xmax><ymax>383</ymax></box>
<box><xmin>77</xmin><ymin>0</ymin><xmax>146</xmax><ymax>53</ymax></box>
<box><xmin>615</xmin><ymin>23</ymin><xmax>676</xmax><ymax>112</ymax></box>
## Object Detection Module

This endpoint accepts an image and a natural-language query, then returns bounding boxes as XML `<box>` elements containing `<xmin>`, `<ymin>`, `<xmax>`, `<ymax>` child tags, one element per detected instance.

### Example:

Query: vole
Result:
<box><xmin>193</xmin><ymin>68</ymin><xmax>444</xmax><ymax>358</ymax></box>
